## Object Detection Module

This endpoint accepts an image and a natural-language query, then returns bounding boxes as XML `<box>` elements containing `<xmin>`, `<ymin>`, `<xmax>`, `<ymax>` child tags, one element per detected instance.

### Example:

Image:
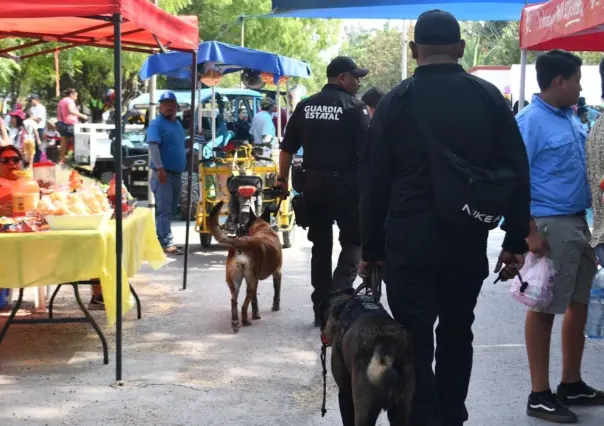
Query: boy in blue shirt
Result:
<box><xmin>516</xmin><ymin>50</ymin><xmax>603</xmax><ymax>423</ymax></box>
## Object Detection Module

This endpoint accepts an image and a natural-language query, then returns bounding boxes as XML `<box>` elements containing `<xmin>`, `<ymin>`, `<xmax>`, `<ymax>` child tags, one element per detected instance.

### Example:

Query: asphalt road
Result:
<box><xmin>1</xmin><ymin>222</ymin><xmax>603</xmax><ymax>426</ymax></box>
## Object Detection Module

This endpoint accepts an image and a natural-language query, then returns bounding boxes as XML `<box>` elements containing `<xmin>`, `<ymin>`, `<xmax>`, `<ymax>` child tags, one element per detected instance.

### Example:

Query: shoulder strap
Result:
<box><xmin>394</xmin><ymin>77</ymin><xmax>443</xmax><ymax>154</ymax></box>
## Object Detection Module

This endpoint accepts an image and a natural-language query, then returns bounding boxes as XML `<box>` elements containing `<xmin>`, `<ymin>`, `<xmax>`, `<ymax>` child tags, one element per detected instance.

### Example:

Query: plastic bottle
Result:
<box><xmin>585</xmin><ymin>269</ymin><xmax>604</xmax><ymax>339</ymax></box>
<box><xmin>12</xmin><ymin>170</ymin><xmax>40</xmax><ymax>217</ymax></box>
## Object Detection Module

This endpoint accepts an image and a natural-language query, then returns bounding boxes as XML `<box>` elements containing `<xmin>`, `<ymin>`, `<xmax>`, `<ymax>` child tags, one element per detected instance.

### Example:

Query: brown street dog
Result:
<box><xmin>320</xmin><ymin>288</ymin><xmax>415</xmax><ymax>426</ymax></box>
<box><xmin>208</xmin><ymin>201</ymin><xmax>283</xmax><ymax>333</ymax></box>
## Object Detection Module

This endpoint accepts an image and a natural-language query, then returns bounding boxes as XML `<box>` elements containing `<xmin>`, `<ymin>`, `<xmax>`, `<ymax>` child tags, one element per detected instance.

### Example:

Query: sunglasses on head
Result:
<box><xmin>0</xmin><ymin>156</ymin><xmax>21</xmax><ymax>165</ymax></box>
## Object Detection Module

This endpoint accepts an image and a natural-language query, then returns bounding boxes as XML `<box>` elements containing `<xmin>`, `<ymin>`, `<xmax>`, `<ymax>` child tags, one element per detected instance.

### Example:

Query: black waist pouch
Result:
<box><xmin>291</xmin><ymin>160</ymin><xmax>305</xmax><ymax>194</ymax></box>
<box><xmin>292</xmin><ymin>194</ymin><xmax>309</xmax><ymax>229</ymax></box>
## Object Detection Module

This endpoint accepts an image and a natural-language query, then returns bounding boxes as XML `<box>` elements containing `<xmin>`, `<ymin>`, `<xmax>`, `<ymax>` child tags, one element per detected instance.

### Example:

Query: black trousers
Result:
<box><xmin>305</xmin><ymin>172</ymin><xmax>361</xmax><ymax>313</ymax></box>
<box><xmin>385</xmin><ymin>215</ymin><xmax>489</xmax><ymax>426</ymax></box>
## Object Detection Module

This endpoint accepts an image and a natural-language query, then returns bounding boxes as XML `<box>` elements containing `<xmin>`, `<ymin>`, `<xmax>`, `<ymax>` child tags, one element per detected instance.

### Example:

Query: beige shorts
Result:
<box><xmin>532</xmin><ymin>215</ymin><xmax>597</xmax><ymax>314</ymax></box>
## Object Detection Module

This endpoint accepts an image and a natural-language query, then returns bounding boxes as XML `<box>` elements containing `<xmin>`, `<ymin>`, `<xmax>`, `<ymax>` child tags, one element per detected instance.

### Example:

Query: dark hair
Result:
<box><xmin>64</xmin><ymin>88</ymin><xmax>77</xmax><ymax>97</ymax></box>
<box><xmin>513</xmin><ymin>100</ymin><xmax>529</xmax><ymax>115</ymax></box>
<box><xmin>535</xmin><ymin>50</ymin><xmax>582</xmax><ymax>91</ymax></box>
<box><xmin>600</xmin><ymin>57</ymin><xmax>604</xmax><ymax>99</ymax></box>
<box><xmin>0</xmin><ymin>144</ymin><xmax>23</xmax><ymax>160</ymax></box>
<box><xmin>11</xmin><ymin>115</ymin><xmax>24</xmax><ymax>128</ymax></box>
<box><xmin>361</xmin><ymin>87</ymin><xmax>385</xmax><ymax>109</ymax></box>
<box><xmin>577</xmin><ymin>105</ymin><xmax>589</xmax><ymax>117</ymax></box>
<box><xmin>577</xmin><ymin>96</ymin><xmax>586</xmax><ymax>106</ymax></box>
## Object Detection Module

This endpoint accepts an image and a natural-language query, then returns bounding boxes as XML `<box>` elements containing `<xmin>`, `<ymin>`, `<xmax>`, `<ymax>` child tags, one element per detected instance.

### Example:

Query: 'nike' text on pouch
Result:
<box><xmin>461</xmin><ymin>204</ymin><xmax>502</xmax><ymax>224</ymax></box>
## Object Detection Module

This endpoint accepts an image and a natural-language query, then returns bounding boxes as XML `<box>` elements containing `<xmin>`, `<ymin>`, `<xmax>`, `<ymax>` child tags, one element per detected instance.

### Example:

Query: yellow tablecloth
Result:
<box><xmin>0</xmin><ymin>208</ymin><xmax>166</xmax><ymax>324</ymax></box>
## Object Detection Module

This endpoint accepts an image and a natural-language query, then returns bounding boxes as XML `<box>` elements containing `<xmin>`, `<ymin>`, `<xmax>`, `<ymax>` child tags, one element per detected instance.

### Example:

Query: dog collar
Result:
<box><xmin>320</xmin><ymin>332</ymin><xmax>330</xmax><ymax>347</ymax></box>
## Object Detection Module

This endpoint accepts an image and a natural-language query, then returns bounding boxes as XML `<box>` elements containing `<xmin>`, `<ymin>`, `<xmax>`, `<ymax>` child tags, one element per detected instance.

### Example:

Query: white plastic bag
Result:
<box><xmin>510</xmin><ymin>253</ymin><xmax>555</xmax><ymax>310</ymax></box>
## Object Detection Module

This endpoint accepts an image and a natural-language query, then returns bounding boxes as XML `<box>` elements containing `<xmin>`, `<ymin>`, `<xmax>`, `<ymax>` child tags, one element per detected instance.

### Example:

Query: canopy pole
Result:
<box><xmin>240</xmin><ymin>16</ymin><xmax>245</xmax><ymax>47</ymax></box>
<box><xmin>197</xmin><ymin>85</ymin><xmax>202</xmax><ymax>132</ymax></box>
<box><xmin>112</xmin><ymin>12</ymin><xmax>124</xmax><ymax>383</ymax></box>
<box><xmin>277</xmin><ymin>80</ymin><xmax>282</xmax><ymax>140</ymax></box>
<box><xmin>518</xmin><ymin>49</ymin><xmax>527</xmax><ymax>113</ymax></box>
<box><xmin>211</xmin><ymin>86</ymin><xmax>216</xmax><ymax>147</ymax></box>
<box><xmin>285</xmin><ymin>79</ymin><xmax>291</xmax><ymax>118</ymax></box>
<box><xmin>147</xmin><ymin>0</ymin><xmax>158</xmax><ymax>208</ymax></box>
<box><xmin>401</xmin><ymin>20</ymin><xmax>408</xmax><ymax>80</ymax></box>
<box><xmin>183</xmin><ymin>51</ymin><xmax>198</xmax><ymax>291</ymax></box>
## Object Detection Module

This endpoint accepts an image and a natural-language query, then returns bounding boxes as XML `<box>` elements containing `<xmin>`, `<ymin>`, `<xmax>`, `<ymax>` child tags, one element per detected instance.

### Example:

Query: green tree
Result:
<box><xmin>0</xmin><ymin>0</ymin><xmax>193</xmax><ymax>115</ymax></box>
<box><xmin>341</xmin><ymin>24</ymin><xmax>402</xmax><ymax>92</ymax></box>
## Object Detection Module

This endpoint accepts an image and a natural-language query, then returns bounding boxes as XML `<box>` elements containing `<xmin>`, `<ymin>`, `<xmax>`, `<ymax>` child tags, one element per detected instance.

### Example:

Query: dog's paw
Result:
<box><xmin>252</xmin><ymin>312</ymin><xmax>261</xmax><ymax>320</ymax></box>
<box><xmin>272</xmin><ymin>303</ymin><xmax>280</xmax><ymax>312</ymax></box>
<box><xmin>231</xmin><ymin>321</ymin><xmax>240</xmax><ymax>333</ymax></box>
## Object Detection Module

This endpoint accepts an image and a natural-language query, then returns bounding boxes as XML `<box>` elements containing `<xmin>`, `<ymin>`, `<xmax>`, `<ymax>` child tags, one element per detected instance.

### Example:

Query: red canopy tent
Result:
<box><xmin>0</xmin><ymin>0</ymin><xmax>199</xmax><ymax>56</ymax></box>
<box><xmin>0</xmin><ymin>0</ymin><xmax>200</xmax><ymax>382</ymax></box>
<box><xmin>520</xmin><ymin>0</ymin><xmax>604</xmax><ymax>51</ymax></box>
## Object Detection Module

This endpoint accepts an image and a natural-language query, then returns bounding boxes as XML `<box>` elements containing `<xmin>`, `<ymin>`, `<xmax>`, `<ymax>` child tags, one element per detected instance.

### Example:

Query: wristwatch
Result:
<box><xmin>277</xmin><ymin>176</ymin><xmax>288</xmax><ymax>183</ymax></box>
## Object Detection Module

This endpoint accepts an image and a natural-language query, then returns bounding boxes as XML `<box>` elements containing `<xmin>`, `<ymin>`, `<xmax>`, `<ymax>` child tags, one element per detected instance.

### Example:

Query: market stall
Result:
<box><xmin>517</xmin><ymin>0</ymin><xmax>604</xmax><ymax>109</ymax></box>
<box><xmin>0</xmin><ymin>0</ymin><xmax>199</xmax><ymax>381</ymax></box>
<box><xmin>139</xmin><ymin>41</ymin><xmax>311</xmax><ymax>290</ymax></box>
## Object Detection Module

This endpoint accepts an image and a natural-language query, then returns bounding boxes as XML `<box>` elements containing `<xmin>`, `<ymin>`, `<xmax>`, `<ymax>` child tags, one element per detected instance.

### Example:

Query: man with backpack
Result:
<box><xmin>359</xmin><ymin>10</ymin><xmax>531</xmax><ymax>426</ymax></box>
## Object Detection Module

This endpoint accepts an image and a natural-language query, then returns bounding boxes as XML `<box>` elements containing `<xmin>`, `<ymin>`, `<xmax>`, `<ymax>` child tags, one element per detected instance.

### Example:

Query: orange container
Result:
<box><xmin>12</xmin><ymin>170</ymin><xmax>41</xmax><ymax>217</ymax></box>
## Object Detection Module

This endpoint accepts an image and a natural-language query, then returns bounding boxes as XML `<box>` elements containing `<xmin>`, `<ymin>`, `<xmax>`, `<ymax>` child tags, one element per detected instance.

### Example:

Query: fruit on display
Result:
<box><xmin>36</xmin><ymin>186</ymin><xmax>111</xmax><ymax>216</ymax></box>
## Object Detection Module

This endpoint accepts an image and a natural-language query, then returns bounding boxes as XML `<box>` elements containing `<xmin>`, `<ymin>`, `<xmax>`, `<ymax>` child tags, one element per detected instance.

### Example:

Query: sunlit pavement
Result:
<box><xmin>1</xmin><ymin>223</ymin><xmax>603</xmax><ymax>425</ymax></box>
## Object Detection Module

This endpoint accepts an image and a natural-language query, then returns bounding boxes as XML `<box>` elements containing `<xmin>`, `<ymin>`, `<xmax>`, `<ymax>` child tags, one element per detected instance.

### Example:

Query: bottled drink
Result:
<box><xmin>585</xmin><ymin>269</ymin><xmax>604</xmax><ymax>339</ymax></box>
<box><xmin>12</xmin><ymin>170</ymin><xmax>40</xmax><ymax>217</ymax></box>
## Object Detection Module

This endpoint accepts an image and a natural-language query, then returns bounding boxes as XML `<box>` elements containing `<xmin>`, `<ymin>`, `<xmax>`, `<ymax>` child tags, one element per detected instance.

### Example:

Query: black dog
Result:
<box><xmin>320</xmin><ymin>288</ymin><xmax>415</xmax><ymax>426</ymax></box>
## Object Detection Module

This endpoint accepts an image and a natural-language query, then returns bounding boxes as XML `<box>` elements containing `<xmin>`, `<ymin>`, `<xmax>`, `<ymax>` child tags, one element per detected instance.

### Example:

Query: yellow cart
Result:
<box><xmin>195</xmin><ymin>143</ymin><xmax>295</xmax><ymax>248</ymax></box>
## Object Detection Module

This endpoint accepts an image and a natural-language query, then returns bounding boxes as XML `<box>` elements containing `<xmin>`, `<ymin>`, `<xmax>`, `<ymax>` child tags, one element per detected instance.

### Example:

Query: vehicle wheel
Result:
<box><xmin>200</xmin><ymin>233</ymin><xmax>212</xmax><ymax>249</ymax></box>
<box><xmin>180</xmin><ymin>171</ymin><xmax>199</xmax><ymax>220</ymax></box>
<box><xmin>282</xmin><ymin>225</ymin><xmax>295</xmax><ymax>249</ymax></box>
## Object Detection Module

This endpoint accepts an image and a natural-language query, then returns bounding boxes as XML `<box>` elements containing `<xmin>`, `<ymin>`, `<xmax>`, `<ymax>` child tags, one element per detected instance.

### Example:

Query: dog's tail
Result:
<box><xmin>208</xmin><ymin>201</ymin><xmax>233</xmax><ymax>246</ymax></box>
<box><xmin>367</xmin><ymin>344</ymin><xmax>398</xmax><ymax>396</ymax></box>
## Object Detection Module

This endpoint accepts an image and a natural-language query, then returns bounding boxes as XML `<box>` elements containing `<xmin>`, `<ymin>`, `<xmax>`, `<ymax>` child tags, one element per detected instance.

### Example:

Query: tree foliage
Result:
<box><xmin>339</xmin><ymin>20</ymin><xmax>603</xmax><ymax>93</ymax></box>
<box><xmin>0</xmin><ymin>0</ymin><xmax>193</xmax><ymax>115</ymax></box>
<box><xmin>0</xmin><ymin>0</ymin><xmax>339</xmax><ymax>117</ymax></box>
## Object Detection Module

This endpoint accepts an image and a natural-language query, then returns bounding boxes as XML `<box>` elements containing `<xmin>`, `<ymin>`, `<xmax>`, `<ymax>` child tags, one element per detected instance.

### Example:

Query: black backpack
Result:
<box><xmin>397</xmin><ymin>79</ymin><xmax>518</xmax><ymax>231</ymax></box>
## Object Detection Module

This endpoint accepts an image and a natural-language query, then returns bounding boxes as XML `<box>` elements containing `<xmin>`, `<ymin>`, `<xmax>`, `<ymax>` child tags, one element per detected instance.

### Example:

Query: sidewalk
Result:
<box><xmin>0</xmin><ymin>223</ymin><xmax>603</xmax><ymax>425</ymax></box>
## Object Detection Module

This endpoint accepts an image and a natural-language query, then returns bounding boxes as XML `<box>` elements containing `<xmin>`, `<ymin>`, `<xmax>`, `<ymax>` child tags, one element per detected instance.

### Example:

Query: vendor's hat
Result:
<box><xmin>261</xmin><ymin>96</ymin><xmax>275</xmax><ymax>110</ymax></box>
<box><xmin>414</xmin><ymin>10</ymin><xmax>461</xmax><ymax>46</ymax></box>
<box><xmin>8</xmin><ymin>109</ymin><xmax>26</xmax><ymax>120</ymax></box>
<box><xmin>159</xmin><ymin>91</ymin><xmax>177</xmax><ymax>103</ymax></box>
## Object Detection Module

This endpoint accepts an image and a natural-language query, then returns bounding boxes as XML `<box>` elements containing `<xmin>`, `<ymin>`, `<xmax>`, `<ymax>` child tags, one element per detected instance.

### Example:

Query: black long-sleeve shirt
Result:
<box><xmin>360</xmin><ymin>63</ymin><xmax>530</xmax><ymax>261</ymax></box>
<box><xmin>281</xmin><ymin>84</ymin><xmax>370</xmax><ymax>171</ymax></box>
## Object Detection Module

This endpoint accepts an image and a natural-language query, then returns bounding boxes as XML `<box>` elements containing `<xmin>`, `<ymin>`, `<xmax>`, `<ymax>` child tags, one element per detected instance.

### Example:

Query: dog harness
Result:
<box><xmin>336</xmin><ymin>295</ymin><xmax>390</xmax><ymax>349</ymax></box>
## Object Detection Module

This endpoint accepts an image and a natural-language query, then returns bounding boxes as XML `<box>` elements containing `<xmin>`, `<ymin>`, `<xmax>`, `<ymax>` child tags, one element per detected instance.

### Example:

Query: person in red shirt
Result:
<box><xmin>56</xmin><ymin>88</ymin><xmax>88</xmax><ymax>162</ymax></box>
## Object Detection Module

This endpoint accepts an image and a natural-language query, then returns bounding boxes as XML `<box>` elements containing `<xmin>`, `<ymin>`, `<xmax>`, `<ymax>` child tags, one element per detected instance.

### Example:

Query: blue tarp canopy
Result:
<box><xmin>269</xmin><ymin>0</ymin><xmax>542</xmax><ymax>21</ymax></box>
<box><xmin>139</xmin><ymin>40</ymin><xmax>311</xmax><ymax>83</ymax></box>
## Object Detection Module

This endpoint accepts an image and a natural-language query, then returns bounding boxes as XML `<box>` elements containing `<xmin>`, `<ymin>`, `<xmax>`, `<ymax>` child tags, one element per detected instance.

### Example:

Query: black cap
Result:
<box><xmin>361</xmin><ymin>87</ymin><xmax>385</xmax><ymax>109</ymax></box>
<box><xmin>28</xmin><ymin>93</ymin><xmax>40</xmax><ymax>100</ymax></box>
<box><xmin>414</xmin><ymin>10</ymin><xmax>461</xmax><ymax>46</ymax></box>
<box><xmin>326</xmin><ymin>56</ymin><xmax>369</xmax><ymax>78</ymax></box>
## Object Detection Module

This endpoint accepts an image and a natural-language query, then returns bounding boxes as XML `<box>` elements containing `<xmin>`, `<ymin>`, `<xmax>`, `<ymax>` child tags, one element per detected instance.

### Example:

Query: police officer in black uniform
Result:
<box><xmin>277</xmin><ymin>56</ymin><xmax>371</xmax><ymax>326</ymax></box>
<box><xmin>359</xmin><ymin>11</ymin><xmax>531</xmax><ymax>426</ymax></box>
